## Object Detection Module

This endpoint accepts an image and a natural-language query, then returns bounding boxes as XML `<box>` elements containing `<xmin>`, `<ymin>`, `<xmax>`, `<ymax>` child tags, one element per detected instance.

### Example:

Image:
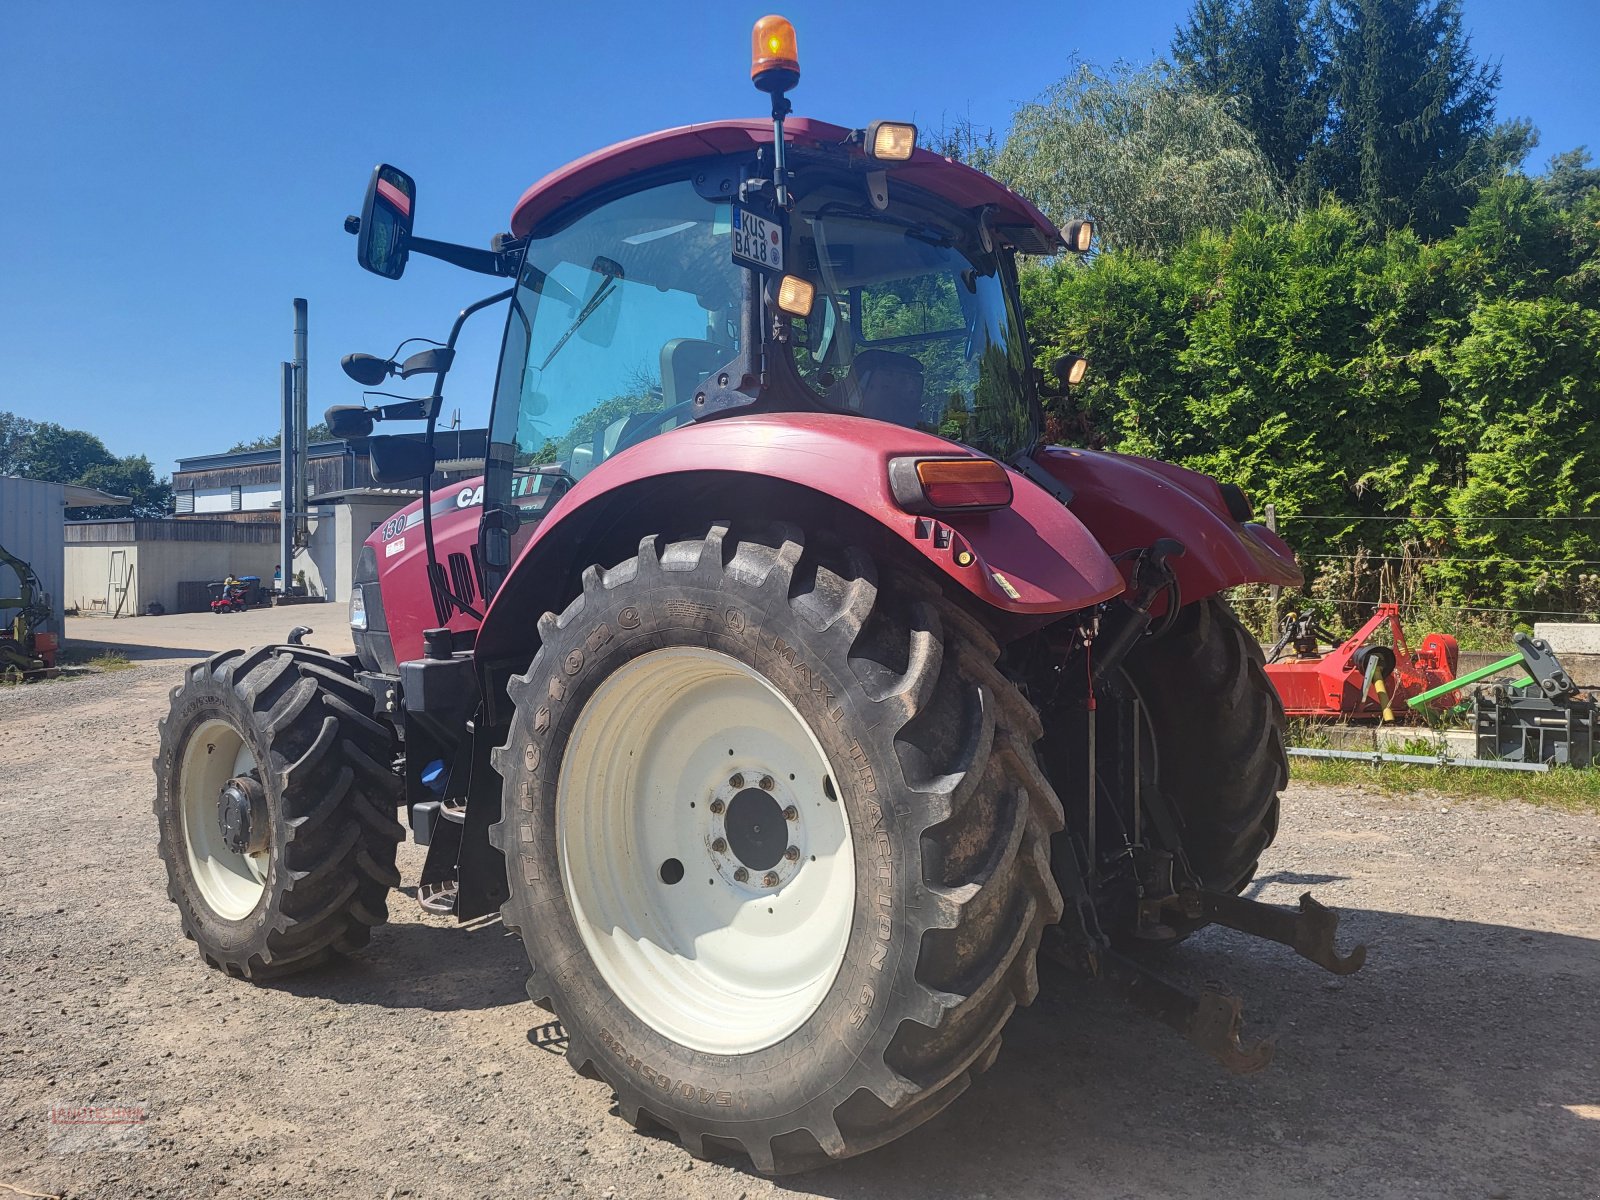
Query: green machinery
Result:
<box><xmin>0</xmin><ymin>542</ymin><xmax>59</xmax><ymax>682</ymax></box>
<box><xmin>1408</xmin><ymin>632</ymin><xmax>1595</xmax><ymax>767</ymax></box>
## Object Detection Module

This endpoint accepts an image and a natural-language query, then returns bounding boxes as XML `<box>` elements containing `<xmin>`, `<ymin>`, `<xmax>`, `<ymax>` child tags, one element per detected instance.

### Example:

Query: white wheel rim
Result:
<box><xmin>179</xmin><ymin>718</ymin><xmax>269</xmax><ymax>920</ymax></box>
<box><xmin>558</xmin><ymin>646</ymin><xmax>855</xmax><ymax>1055</ymax></box>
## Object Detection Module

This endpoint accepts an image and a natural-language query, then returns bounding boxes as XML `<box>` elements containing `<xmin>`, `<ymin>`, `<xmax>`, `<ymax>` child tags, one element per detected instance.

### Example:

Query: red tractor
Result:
<box><xmin>154</xmin><ymin>17</ymin><xmax>1363</xmax><ymax>1172</ymax></box>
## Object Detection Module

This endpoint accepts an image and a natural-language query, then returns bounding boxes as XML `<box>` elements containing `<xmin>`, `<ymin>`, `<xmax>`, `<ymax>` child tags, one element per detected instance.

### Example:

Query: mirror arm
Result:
<box><xmin>343</xmin><ymin>218</ymin><xmax>522</xmax><ymax>278</ymax></box>
<box><xmin>408</xmin><ymin>235</ymin><xmax>520</xmax><ymax>278</ymax></box>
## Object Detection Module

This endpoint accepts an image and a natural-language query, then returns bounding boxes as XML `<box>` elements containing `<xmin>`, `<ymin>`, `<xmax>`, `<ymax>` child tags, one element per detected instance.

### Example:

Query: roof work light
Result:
<box><xmin>1055</xmin><ymin>354</ymin><xmax>1089</xmax><ymax>387</ymax></box>
<box><xmin>1064</xmin><ymin>219</ymin><xmax>1094</xmax><ymax>254</ymax></box>
<box><xmin>865</xmin><ymin>120</ymin><xmax>918</xmax><ymax>161</ymax></box>
<box><xmin>775</xmin><ymin>275</ymin><xmax>816</xmax><ymax>317</ymax></box>
<box><xmin>751</xmin><ymin>15</ymin><xmax>800</xmax><ymax>93</ymax></box>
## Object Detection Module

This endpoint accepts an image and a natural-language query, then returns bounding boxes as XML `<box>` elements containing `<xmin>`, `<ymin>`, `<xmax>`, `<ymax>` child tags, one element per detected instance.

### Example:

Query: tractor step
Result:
<box><xmin>417</xmin><ymin>878</ymin><xmax>458</xmax><ymax>915</ymax></box>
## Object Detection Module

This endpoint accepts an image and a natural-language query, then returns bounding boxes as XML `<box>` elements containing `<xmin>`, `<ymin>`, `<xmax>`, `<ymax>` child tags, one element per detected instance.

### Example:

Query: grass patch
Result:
<box><xmin>31</xmin><ymin>646</ymin><xmax>139</xmax><ymax>681</ymax></box>
<box><xmin>1290</xmin><ymin>755</ymin><xmax>1600</xmax><ymax>815</ymax></box>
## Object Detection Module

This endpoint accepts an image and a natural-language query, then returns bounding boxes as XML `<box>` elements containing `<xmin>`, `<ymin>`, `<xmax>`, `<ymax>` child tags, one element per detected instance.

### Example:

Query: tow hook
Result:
<box><xmin>1102</xmin><ymin>951</ymin><xmax>1276</xmax><ymax>1074</ymax></box>
<box><xmin>1197</xmin><ymin>889</ymin><xmax>1369</xmax><ymax>976</ymax></box>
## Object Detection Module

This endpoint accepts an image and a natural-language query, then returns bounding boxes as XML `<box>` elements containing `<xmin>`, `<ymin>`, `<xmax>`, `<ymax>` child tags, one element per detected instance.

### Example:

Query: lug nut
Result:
<box><xmin>734</xmin><ymin>867</ymin><xmax>749</xmax><ymax>883</ymax></box>
<box><xmin>709</xmin><ymin>798</ymin><xmax>725</xmax><ymax>815</ymax></box>
<box><xmin>711</xmin><ymin>837</ymin><xmax>727</xmax><ymax>853</ymax></box>
<box><xmin>759</xmin><ymin>775</ymin><xmax>775</xmax><ymax>791</ymax></box>
<box><xmin>784</xmin><ymin>845</ymin><xmax>800</xmax><ymax>862</ymax></box>
<box><xmin>763</xmin><ymin>871</ymin><xmax>780</xmax><ymax>888</ymax></box>
<box><xmin>783</xmin><ymin>805</ymin><xmax>798</xmax><ymax>821</ymax></box>
<box><xmin>729</xmin><ymin>773</ymin><xmax>745</xmax><ymax>789</ymax></box>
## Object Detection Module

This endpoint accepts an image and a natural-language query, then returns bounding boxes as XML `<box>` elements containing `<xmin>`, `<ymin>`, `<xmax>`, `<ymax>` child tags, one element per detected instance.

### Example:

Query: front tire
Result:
<box><xmin>153</xmin><ymin>645</ymin><xmax>404</xmax><ymax>978</ymax></box>
<box><xmin>492</xmin><ymin>524</ymin><xmax>1063</xmax><ymax>1173</ymax></box>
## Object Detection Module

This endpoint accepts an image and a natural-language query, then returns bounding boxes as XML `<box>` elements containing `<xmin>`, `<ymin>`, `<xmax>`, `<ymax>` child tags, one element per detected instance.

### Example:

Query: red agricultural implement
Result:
<box><xmin>152</xmin><ymin>16</ymin><xmax>1369</xmax><ymax>1173</ymax></box>
<box><xmin>1265</xmin><ymin>603</ymin><xmax>1460</xmax><ymax>721</ymax></box>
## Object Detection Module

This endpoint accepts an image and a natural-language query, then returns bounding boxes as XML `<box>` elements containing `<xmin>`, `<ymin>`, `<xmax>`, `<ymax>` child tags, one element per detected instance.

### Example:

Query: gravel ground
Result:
<box><xmin>2</xmin><ymin>636</ymin><xmax>1598</xmax><ymax>1199</ymax></box>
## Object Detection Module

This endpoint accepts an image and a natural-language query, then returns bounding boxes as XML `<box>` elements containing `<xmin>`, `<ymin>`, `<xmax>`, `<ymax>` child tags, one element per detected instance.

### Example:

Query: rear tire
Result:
<box><xmin>492</xmin><ymin>523</ymin><xmax>1063</xmax><ymax>1173</ymax></box>
<box><xmin>153</xmin><ymin>645</ymin><xmax>404</xmax><ymax>979</ymax></box>
<box><xmin>1125</xmin><ymin>596</ymin><xmax>1286</xmax><ymax>893</ymax></box>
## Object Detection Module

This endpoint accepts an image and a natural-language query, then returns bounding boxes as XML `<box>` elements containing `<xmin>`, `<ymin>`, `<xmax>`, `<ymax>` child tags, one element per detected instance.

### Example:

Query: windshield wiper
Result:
<box><xmin>538</xmin><ymin>257</ymin><xmax>624</xmax><ymax>370</ymax></box>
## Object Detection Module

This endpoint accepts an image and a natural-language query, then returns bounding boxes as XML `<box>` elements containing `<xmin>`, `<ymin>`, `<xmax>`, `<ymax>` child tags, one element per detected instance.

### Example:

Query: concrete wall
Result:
<box><xmin>66</xmin><ymin>540</ymin><xmax>281</xmax><ymax>615</ymax></box>
<box><xmin>300</xmin><ymin>497</ymin><xmax>404</xmax><ymax>605</ymax></box>
<box><xmin>1534</xmin><ymin>622</ymin><xmax>1600</xmax><ymax>656</ymax></box>
<box><xmin>0</xmin><ymin>476</ymin><xmax>66</xmax><ymax>633</ymax></box>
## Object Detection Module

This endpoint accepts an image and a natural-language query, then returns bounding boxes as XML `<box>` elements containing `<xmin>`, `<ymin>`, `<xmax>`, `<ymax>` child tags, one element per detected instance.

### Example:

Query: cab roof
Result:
<box><xmin>508</xmin><ymin>117</ymin><xmax>1062</xmax><ymax>254</ymax></box>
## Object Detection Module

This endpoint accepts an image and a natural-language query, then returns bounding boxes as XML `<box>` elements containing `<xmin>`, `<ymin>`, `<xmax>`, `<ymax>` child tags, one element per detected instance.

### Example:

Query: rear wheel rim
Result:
<box><xmin>179</xmin><ymin>718</ymin><xmax>268</xmax><ymax>920</ymax></box>
<box><xmin>557</xmin><ymin>646</ymin><xmax>854</xmax><ymax>1055</ymax></box>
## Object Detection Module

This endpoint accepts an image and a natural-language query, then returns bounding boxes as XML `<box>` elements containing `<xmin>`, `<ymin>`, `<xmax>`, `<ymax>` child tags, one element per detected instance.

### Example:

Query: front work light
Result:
<box><xmin>1064</xmin><ymin>219</ymin><xmax>1093</xmax><ymax>254</ymax></box>
<box><xmin>751</xmin><ymin>15</ymin><xmax>800</xmax><ymax>93</ymax></box>
<box><xmin>865</xmin><ymin>120</ymin><xmax>917</xmax><ymax>161</ymax></box>
<box><xmin>776</xmin><ymin>274</ymin><xmax>815</xmax><ymax>316</ymax></box>
<box><xmin>1054</xmin><ymin>353</ymin><xmax>1089</xmax><ymax>387</ymax></box>
<box><xmin>889</xmin><ymin>456</ymin><xmax>1014</xmax><ymax>513</ymax></box>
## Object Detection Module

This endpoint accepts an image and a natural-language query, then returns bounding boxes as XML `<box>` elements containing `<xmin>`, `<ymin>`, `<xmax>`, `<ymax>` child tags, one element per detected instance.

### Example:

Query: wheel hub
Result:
<box><xmin>707</xmin><ymin>772</ymin><xmax>803</xmax><ymax>891</ymax></box>
<box><xmin>217</xmin><ymin>775</ymin><xmax>268</xmax><ymax>856</ymax></box>
<box><xmin>556</xmin><ymin>645</ymin><xmax>854</xmax><ymax>1054</ymax></box>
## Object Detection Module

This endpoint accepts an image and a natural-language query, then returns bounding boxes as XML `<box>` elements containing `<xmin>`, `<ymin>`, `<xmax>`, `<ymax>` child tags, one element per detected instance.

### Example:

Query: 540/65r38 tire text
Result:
<box><xmin>491</xmin><ymin>523</ymin><xmax>1064</xmax><ymax>1173</ymax></box>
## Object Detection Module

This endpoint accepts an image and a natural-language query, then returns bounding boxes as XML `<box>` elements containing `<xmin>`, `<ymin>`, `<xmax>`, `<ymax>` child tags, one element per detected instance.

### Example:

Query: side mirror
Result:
<box><xmin>341</xmin><ymin>352</ymin><xmax>393</xmax><ymax>386</ymax></box>
<box><xmin>395</xmin><ymin>347</ymin><xmax>455</xmax><ymax>379</ymax></box>
<box><xmin>369</xmin><ymin>435</ymin><xmax>435</xmax><ymax>484</ymax></box>
<box><xmin>324</xmin><ymin>406</ymin><xmax>375</xmax><ymax>441</ymax></box>
<box><xmin>356</xmin><ymin>165</ymin><xmax>416</xmax><ymax>280</ymax></box>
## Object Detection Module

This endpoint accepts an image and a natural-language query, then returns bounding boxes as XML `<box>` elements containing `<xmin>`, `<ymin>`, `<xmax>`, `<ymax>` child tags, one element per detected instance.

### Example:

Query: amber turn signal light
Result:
<box><xmin>752</xmin><ymin>15</ymin><xmax>800</xmax><ymax>92</ymax></box>
<box><xmin>888</xmin><ymin>456</ymin><xmax>1014</xmax><ymax>513</ymax></box>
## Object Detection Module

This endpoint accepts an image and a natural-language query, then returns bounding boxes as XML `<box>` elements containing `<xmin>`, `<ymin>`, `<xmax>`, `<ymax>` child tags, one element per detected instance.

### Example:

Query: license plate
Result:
<box><xmin>731</xmin><ymin>205</ymin><xmax>784</xmax><ymax>271</ymax></box>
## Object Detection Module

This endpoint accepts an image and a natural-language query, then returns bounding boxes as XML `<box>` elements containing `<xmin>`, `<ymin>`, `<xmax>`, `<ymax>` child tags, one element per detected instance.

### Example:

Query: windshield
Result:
<box><xmin>785</xmin><ymin>191</ymin><xmax>1037</xmax><ymax>460</ymax></box>
<box><xmin>486</xmin><ymin>177</ymin><xmax>742</xmax><ymax>508</ymax></box>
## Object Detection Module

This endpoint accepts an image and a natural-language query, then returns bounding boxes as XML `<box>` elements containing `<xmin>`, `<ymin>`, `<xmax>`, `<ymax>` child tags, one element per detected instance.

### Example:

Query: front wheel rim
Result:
<box><xmin>178</xmin><ymin>718</ymin><xmax>269</xmax><ymax>920</ymax></box>
<box><xmin>557</xmin><ymin>646</ymin><xmax>855</xmax><ymax>1055</ymax></box>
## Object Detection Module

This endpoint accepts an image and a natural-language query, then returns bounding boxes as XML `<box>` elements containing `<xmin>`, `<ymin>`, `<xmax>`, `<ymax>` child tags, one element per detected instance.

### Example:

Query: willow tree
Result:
<box><xmin>994</xmin><ymin>61</ymin><xmax>1286</xmax><ymax>258</ymax></box>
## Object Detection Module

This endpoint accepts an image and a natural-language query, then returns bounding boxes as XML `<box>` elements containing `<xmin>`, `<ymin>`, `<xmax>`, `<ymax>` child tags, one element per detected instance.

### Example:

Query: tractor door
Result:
<box><xmin>478</xmin><ymin>172</ymin><xmax>746</xmax><ymax>596</ymax></box>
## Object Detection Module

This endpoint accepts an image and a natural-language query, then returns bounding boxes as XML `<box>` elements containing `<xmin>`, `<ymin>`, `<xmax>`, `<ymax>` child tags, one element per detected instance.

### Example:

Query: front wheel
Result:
<box><xmin>152</xmin><ymin>645</ymin><xmax>404</xmax><ymax>978</ymax></box>
<box><xmin>492</xmin><ymin>523</ymin><xmax>1063</xmax><ymax>1173</ymax></box>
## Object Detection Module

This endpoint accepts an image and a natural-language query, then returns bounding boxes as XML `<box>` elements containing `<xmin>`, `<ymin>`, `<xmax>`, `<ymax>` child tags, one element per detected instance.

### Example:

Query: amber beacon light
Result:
<box><xmin>751</xmin><ymin>15</ymin><xmax>800</xmax><ymax>93</ymax></box>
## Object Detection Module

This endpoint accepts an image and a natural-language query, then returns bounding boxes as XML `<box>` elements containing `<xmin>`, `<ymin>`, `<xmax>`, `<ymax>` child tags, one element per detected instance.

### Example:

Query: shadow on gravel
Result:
<box><xmin>715</xmin><ymin>909</ymin><xmax>1600</xmax><ymax>1198</ymax></box>
<box><xmin>1243</xmin><ymin>868</ymin><xmax>1352</xmax><ymax>897</ymax></box>
<box><xmin>66</xmin><ymin>638</ymin><xmax>219</xmax><ymax>661</ymax></box>
<box><xmin>272</xmin><ymin>916</ymin><xmax>529</xmax><ymax>1013</ymax></box>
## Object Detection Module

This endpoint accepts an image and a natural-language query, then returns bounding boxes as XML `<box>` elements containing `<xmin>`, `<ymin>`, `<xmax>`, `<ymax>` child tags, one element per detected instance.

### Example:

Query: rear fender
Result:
<box><xmin>475</xmin><ymin>413</ymin><xmax>1123</xmax><ymax>666</ymax></box>
<box><xmin>1031</xmin><ymin>447</ymin><xmax>1302</xmax><ymax>603</ymax></box>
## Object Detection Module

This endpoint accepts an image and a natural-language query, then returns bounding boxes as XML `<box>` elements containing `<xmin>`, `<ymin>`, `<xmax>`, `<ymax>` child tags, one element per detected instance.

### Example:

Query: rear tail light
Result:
<box><xmin>889</xmin><ymin>456</ymin><xmax>1013</xmax><ymax>513</ymax></box>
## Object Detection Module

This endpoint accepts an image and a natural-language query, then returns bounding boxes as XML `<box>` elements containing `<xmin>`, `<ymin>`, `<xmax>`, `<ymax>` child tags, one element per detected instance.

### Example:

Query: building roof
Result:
<box><xmin>509</xmin><ymin>117</ymin><xmax>1062</xmax><ymax>253</ymax></box>
<box><xmin>1</xmin><ymin>476</ymin><xmax>131</xmax><ymax>508</ymax></box>
<box><xmin>309</xmin><ymin>486</ymin><xmax>423</xmax><ymax>503</ymax></box>
<box><xmin>174</xmin><ymin>441</ymin><xmax>352</xmax><ymax>474</ymax></box>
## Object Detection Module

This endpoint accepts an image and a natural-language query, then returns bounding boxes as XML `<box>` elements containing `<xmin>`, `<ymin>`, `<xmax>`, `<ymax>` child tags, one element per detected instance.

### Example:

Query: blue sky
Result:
<box><xmin>2</xmin><ymin>0</ymin><xmax>1595</xmax><ymax>476</ymax></box>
